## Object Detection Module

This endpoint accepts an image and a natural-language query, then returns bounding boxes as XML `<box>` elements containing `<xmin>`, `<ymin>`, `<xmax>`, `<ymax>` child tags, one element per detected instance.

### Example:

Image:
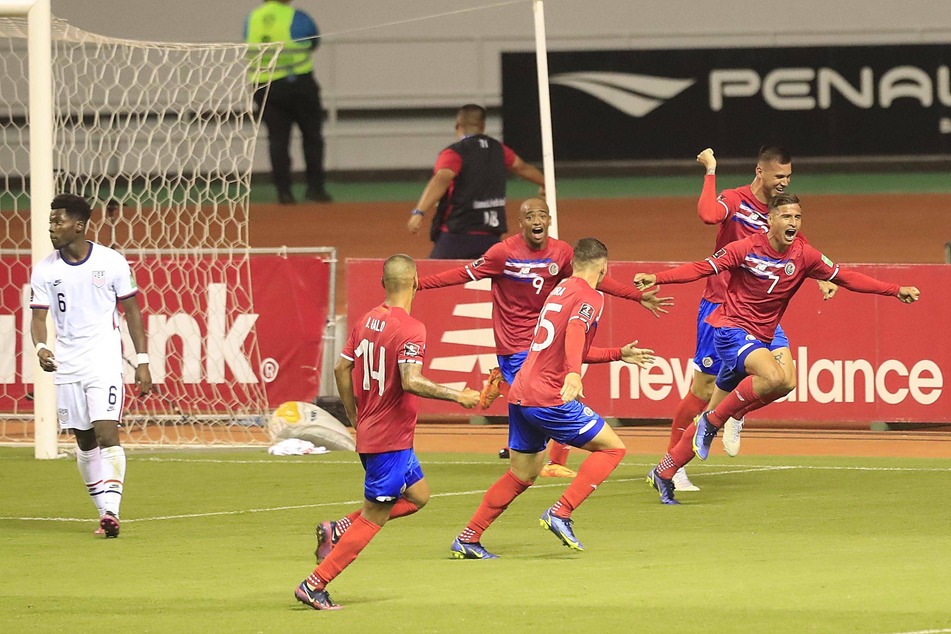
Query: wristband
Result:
<box><xmin>411</xmin><ymin>209</ymin><xmax>425</xmax><ymax>216</ymax></box>
<box><xmin>36</xmin><ymin>342</ymin><xmax>50</xmax><ymax>354</ymax></box>
<box><xmin>136</xmin><ymin>353</ymin><xmax>150</xmax><ymax>366</ymax></box>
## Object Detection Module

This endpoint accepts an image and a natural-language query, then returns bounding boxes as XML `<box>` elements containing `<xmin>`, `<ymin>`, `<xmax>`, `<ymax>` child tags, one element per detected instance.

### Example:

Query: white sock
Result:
<box><xmin>99</xmin><ymin>445</ymin><xmax>126</xmax><ymax>517</ymax></box>
<box><xmin>76</xmin><ymin>447</ymin><xmax>107</xmax><ymax>517</ymax></box>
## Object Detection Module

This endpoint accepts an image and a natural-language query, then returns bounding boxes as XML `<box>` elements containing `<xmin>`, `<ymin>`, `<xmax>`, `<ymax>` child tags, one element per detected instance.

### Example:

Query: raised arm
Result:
<box><xmin>697</xmin><ymin>148</ymin><xmax>727</xmax><ymax>224</ymax></box>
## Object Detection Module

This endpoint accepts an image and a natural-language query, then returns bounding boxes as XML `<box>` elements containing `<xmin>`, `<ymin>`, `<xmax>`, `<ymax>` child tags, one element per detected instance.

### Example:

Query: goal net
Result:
<box><xmin>0</xmin><ymin>14</ymin><xmax>286</xmax><ymax>446</ymax></box>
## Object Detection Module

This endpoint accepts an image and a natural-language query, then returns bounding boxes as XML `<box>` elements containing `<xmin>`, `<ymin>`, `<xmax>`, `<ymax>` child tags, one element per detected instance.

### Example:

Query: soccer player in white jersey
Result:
<box><xmin>30</xmin><ymin>194</ymin><xmax>152</xmax><ymax>538</ymax></box>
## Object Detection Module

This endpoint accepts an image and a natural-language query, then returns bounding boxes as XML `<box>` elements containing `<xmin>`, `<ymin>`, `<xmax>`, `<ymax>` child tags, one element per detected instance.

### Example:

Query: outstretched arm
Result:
<box><xmin>832</xmin><ymin>269</ymin><xmax>919</xmax><ymax>303</ymax></box>
<box><xmin>585</xmin><ymin>340</ymin><xmax>655</xmax><ymax>367</ymax></box>
<box><xmin>417</xmin><ymin>265</ymin><xmax>475</xmax><ymax>290</ymax></box>
<box><xmin>400</xmin><ymin>362</ymin><xmax>479</xmax><ymax>408</ymax></box>
<box><xmin>597</xmin><ymin>276</ymin><xmax>674</xmax><ymax>318</ymax></box>
<box><xmin>634</xmin><ymin>259</ymin><xmax>717</xmax><ymax>290</ymax></box>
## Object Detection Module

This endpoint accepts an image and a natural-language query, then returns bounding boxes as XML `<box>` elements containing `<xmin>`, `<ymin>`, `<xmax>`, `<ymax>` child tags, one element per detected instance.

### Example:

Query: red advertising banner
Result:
<box><xmin>347</xmin><ymin>259</ymin><xmax>948</xmax><ymax>424</ymax></box>
<box><xmin>0</xmin><ymin>253</ymin><xmax>330</xmax><ymax>412</ymax></box>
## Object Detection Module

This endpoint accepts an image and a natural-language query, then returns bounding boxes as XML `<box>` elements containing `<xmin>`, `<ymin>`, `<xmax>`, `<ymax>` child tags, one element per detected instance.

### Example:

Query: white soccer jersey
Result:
<box><xmin>30</xmin><ymin>242</ymin><xmax>138</xmax><ymax>384</ymax></box>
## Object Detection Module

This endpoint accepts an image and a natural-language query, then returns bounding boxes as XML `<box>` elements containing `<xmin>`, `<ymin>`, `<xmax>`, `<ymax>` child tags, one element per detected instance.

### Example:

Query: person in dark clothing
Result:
<box><xmin>407</xmin><ymin>105</ymin><xmax>544</xmax><ymax>259</ymax></box>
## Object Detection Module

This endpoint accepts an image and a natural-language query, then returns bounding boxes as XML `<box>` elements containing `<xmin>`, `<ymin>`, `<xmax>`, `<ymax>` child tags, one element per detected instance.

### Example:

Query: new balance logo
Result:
<box><xmin>550</xmin><ymin>71</ymin><xmax>695</xmax><ymax>117</ymax></box>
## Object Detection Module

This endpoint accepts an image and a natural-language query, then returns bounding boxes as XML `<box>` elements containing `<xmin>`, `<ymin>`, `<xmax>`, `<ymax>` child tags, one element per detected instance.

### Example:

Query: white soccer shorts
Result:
<box><xmin>55</xmin><ymin>375</ymin><xmax>125</xmax><ymax>430</ymax></box>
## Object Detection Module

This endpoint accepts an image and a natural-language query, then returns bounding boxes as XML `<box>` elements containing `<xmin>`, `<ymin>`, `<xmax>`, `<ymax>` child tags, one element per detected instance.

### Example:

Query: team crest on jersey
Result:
<box><xmin>92</xmin><ymin>270</ymin><xmax>105</xmax><ymax>288</ymax></box>
<box><xmin>784</xmin><ymin>262</ymin><xmax>796</xmax><ymax>275</ymax></box>
<box><xmin>548</xmin><ymin>262</ymin><xmax>559</xmax><ymax>275</ymax></box>
<box><xmin>578</xmin><ymin>303</ymin><xmax>594</xmax><ymax>320</ymax></box>
<box><xmin>403</xmin><ymin>342</ymin><xmax>422</xmax><ymax>357</ymax></box>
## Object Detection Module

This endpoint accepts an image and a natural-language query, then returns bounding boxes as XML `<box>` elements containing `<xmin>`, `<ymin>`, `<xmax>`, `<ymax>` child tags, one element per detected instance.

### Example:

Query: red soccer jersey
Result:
<box><xmin>703</xmin><ymin>185</ymin><xmax>769</xmax><ymax>304</ymax></box>
<box><xmin>696</xmin><ymin>234</ymin><xmax>837</xmax><ymax>342</ymax></box>
<box><xmin>509</xmin><ymin>276</ymin><xmax>604</xmax><ymax>407</ymax></box>
<box><xmin>340</xmin><ymin>304</ymin><xmax>427</xmax><ymax>453</ymax></box>
<box><xmin>419</xmin><ymin>234</ymin><xmax>575</xmax><ymax>355</ymax></box>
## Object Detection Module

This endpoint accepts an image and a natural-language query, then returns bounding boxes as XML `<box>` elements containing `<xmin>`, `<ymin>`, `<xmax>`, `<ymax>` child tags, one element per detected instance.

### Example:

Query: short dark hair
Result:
<box><xmin>573</xmin><ymin>237</ymin><xmax>609</xmax><ymax>264</ymax></box>
<box><xmin>757</xmin><ymin>145</ymin><xmax>792</xmax><ymax>165</ymax></box>
<box><xmin>51</xmin><ymin>193</ymin><xmax>92</xmax><ymax>223</ymax></box>
<box><xmin>768</xmin><ymin>192</ymin><xmax>801</xmax><ymax>211</ymax></box>
<box><xmin>456</xmin><ymin>104</ymin><xmax>486</xmax><ymax>130</ymax></box>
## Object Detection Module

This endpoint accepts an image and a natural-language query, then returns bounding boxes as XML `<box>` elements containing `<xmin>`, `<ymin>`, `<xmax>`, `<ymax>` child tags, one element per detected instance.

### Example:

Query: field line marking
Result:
<box><xmin>4</xmin><ymin>461</ymin><xmax>950</xmax><ymax>526</ymax></box>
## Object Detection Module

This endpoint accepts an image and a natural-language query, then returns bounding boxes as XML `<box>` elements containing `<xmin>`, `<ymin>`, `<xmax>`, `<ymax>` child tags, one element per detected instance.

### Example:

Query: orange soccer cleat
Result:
<box><xmin>479</xmin><ymin>368</ymin><xmax>505</xmax><ymax>409</ymax></box>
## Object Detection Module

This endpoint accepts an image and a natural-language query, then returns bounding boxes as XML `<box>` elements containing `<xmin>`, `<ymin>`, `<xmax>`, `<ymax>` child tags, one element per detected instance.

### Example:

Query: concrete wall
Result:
<box><xmin>42</xmin><ymin>1</ymin><xmax>951</xmax><ymax>173</ymax></box>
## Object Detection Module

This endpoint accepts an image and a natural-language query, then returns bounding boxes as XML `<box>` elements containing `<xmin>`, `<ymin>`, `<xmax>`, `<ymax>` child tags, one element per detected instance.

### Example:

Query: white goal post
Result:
<box><xmin>0</xmin><ymin>1</ymin><xmax>298</xmax><ymax>456</ymax></box>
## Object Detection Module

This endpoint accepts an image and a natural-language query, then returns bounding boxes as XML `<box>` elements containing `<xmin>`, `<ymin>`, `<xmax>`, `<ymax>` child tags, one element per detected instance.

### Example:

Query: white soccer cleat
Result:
<box><xmin>672</xmin><ymin>467</ymin><xmax>700</xmax><ymax>492</ymax></box>
<box><xmin>722</xmin><ymin>417</ymin><xmax>744</xmax><ymax>457</ymax></box>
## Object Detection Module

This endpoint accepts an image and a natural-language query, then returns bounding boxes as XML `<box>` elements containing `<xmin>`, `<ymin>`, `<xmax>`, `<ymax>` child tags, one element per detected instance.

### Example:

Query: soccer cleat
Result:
<box><xmin>692</xmin><ymin>412</ymin><xmax>718</xmax><ymax>461</ymax></box>
<box><xmin>479</xmin><ymin>367</ymin><xmax>504</xmax><ymax>409</ymax></box>
<box><xmin>314</xmin><ymin>520</ymin><xmax>336</xmax><ymax>563</ymax></box>
<box><xmin>722</xmin><ymin>417</ymin><xmax>744</xmax><ymax>457</ymax></box>
<box><xmin>99</xmin><ymin>511</ymin><xmax>120</xmax><ymax>538</ymax></box>
<box><xmin>539</xmin><ymin>463</ymin><xmax>577</xmax><ymax>478</ymax></box>
<box><xmin>295</xmin><ymin>581</ymin><xmax>342</xmax><ymax>610</ymax></box>
<box><xmin>539</xmin><ymin>508</ymin><xmax>584</xmax><ymax>551</ymax></box>
<box><xmin>449</xmin><ymin>537</ymin><xmax>499</xmax><ymax>559</ymax></box>
<box><xmin>646</xmin><ymin>468</ymin><xmax>680</xmax><ymax>505</ymax></box>
<box><xmin>672</xmin><ymin>467</ymin><xmax>700</xmax><ymax>492</ymax></box>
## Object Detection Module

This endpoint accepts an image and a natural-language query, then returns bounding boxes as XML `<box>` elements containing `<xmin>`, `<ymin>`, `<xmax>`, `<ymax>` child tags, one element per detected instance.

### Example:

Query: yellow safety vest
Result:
<box><xmin>246</xmin><ymin>1</ymin><xmax>314</xmax><ymax>84</ymax></box>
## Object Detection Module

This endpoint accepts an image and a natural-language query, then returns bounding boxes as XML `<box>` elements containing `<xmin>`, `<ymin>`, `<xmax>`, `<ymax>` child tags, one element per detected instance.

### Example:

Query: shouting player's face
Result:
<box><xmin>768</xmin><ymin>203</ymin><xmax>802</xmax><ymax>250</ymax></box>
<box><xmin>757</xmin><ymin>160</ymin><xmax>793</xmax><ymax>200</ymax></box>
<box><xmin>47</xmin><ymin>208</ymin><xmax>84</xmax><ymax>250</ymax></box>
<box><xmin>519</xmin><ymin>200</ymin><xmax>551</xmax><ymax>249</ymax></box>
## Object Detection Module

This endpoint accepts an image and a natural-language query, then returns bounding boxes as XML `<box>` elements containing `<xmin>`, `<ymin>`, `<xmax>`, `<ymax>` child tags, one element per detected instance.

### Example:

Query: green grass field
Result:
<box><xmin>2</xmin><ymin>447</ymin><xmax>950</xmax><ymax>633</ymax></box>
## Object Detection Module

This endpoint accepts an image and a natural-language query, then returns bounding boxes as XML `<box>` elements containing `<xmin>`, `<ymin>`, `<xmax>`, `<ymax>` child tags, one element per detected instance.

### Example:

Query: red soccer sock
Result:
<box><xmin>457</xmin><ymin>470</ymin><xmax>531</xmax><ymax>543</ymax></box>
<box><xmin>668</xmin><ymin>391</ymin><xmax>708</xmax><ymax>451</ymax></box>
<box><xmin>658</xmin><ymin>422</ymin><xmax>698</xmax><ymax>479</ymax></box>
<box><xmin>309</xmin><ymin>515</ymin><xmax>381</xmax><ymax>588</ymax></box>
<box><xmin>709</xmin><ymin>376</ymin><xmax>771</xmax><ymax>427</ymax></box>
<box><xmin>388</xmin><ymin>498</ymin><xmax>419</xmax><ymax>520</ymax></box>
<box><xmin>551</xmin><ymin>448</ymin><xmax>625</xmax><ymax>518</ymax></box>
<box><xmin>334</xmin><ymin>499</ymin><xmax>418</xmax><ymax>542</ymax></box>
<box><xmin>547</xmin><ymin>441</ymin><xmax>571</xmax><ymax>466</ymax></box>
